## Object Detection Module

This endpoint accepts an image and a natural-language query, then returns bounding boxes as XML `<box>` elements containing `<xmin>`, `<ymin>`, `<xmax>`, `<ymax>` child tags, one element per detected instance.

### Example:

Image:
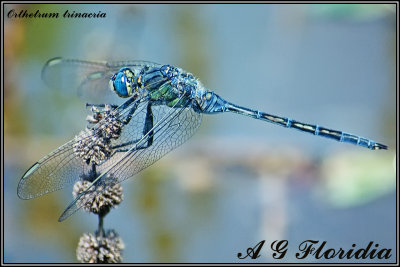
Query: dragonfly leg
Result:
<box><xmin>86</xmin><ymin>97</ymin><xmax>140</xmax><ymax>124</ymax></box>
<box><xmin>142</xmin><ymin>102</ymin><xmax>154</xmax><ymax>147</ymax></box>
<box><xmin>86</xmin><ymin>103</ymin><xmax>119</xmax><ymax>109</ymax></box>
<box><xmin>112</xmin><ymin>139</ymin><xmax>140</xmax><ymax>150</ymax></box>
<box><xmin>117</xmin><ymin>102</ymin><xmax>154</xmax><ymax>150</ymax></box>
<box><xmin>107</xmin><ymin>139</ymin><xmax>148</xmax><ymax>158</ymax></box>
<box><xmin>104</xmin><ymin>102</ymin><xmax>155</xmax><ymax>160</ymax></box>
<box><xmin>121</xmin><ymin>101</ymin><xmax>140</xmax><ymax>125</ymax></box>
<box><xmin>86</xmin><ymin>103</ymin><xmax>120</xmax><ymax>124</ymax></box>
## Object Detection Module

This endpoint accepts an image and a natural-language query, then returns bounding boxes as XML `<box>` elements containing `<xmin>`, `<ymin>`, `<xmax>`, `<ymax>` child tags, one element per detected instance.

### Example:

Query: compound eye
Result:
<box><xmin>111</xmin><ymin>72</ymin><xmax>129</xmax><ymax>97</ymax></box>
<box><xmin>110</xmin><ymin>68</ymin><xmax>135</xmax><ymax>98</ymax></box>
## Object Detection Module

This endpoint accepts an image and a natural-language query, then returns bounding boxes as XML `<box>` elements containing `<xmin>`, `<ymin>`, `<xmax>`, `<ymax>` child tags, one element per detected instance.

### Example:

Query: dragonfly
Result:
<box><xmin>18</xmin><ymin>58</ymin><xmax>388</xmax><ymax>222</ymax></box>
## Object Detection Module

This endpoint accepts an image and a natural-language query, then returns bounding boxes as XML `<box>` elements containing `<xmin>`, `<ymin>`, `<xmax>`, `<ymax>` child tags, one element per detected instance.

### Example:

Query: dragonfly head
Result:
<box><xmin>110</xmin><ymin>67</ymin><xmax>138</xmax><ymax>98</ymax></box>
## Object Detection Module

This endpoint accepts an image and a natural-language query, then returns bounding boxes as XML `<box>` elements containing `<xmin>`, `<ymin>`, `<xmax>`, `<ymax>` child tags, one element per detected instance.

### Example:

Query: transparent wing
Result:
<box><xmin>113</xmin><ymin>101</ymin><xmax>202</xmax><ymax>183</ymax></box>
<box><xmin>19</xmin><ymin>66</ymin><xmax>170</xmax><ymax>201</ymax></box>
<box><xmin>105</xmin><ymin>59</ymin><xmax>161</xmax><ymax>69</ymax></box>
<box><xmin>58</xmin><ymin>97</ymin><xmax>202</xmax><ymax>221</ymax></box>
<box><xmin>17</xmin><ymin>140</ymin><xmax>89</xmax><ymax>199</ymax></box>
<box><xmin>17</xmin><ymin>96</ymin><xmax>143</xmax><ymax>200</ymax></box>
<box><xmin>41</xmin><ymin>57</ymin><xmax>161</xmax><ymax>103</ymax></box>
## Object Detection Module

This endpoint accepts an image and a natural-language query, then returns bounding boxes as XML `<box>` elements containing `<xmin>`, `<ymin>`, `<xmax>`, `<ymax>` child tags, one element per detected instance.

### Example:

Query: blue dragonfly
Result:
<box><xmin>18</xmin><ymin>58</ymin><xmax>387</xmax><ymax>221</ymax></box>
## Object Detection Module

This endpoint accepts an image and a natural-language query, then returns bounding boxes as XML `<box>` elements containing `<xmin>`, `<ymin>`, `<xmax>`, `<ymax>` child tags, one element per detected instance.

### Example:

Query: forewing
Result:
<box><xmin>105</xmin><ymin>60</ymin><xmax>161</xmax><ymax>69</ymax></box>
<box><xmin>41</xmin><ymin>58</ymin><xmax>161</xmax><ymax>103</ymax></box>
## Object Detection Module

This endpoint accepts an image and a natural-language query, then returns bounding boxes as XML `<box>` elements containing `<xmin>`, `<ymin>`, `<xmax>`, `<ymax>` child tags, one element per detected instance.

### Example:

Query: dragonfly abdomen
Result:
<box><xmin>202</xmin><ymin>93</ymin><xmax>387</xmax><ymax>150</ymax></box>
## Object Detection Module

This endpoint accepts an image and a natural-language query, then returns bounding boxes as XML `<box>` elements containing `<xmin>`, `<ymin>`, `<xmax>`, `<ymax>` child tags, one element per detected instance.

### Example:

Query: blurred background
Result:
<box><xmin>4</xmin><ymin>3</ymin><xmax>397</xmax><ymax>263</ymax></box>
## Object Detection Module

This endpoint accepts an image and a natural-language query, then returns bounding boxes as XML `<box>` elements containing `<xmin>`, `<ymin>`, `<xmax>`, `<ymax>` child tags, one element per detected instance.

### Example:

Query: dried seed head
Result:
<box><xmin>73</xmin><ymin>129</ymin><xmax>112</xmax><ymax>165</ymax></box>
<box><xmin>74</xmin><ymin>108</ymin><xmax>123</xmax><ymax>165</ymax></box>
<box><xmin>100</xmin><ymin>115</ymin><xmax>123</xmax><ymax>139</ymax></box>
<box><xmin>76</xmin><ymin>230</ymin><xmax>125</xmax><ymax>263</ymax></box>
<box><xmin>73</xmin><ymin>179</ymin><xmax>123</xmax><ymax>216</ymax></box>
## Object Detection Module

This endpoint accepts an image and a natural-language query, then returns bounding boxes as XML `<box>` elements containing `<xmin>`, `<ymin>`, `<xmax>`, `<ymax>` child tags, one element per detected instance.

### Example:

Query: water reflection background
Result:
<box><xmin>4</xmin><ymin>3</ymin><xmax>396</xmax><ymax>263</ymax></box>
